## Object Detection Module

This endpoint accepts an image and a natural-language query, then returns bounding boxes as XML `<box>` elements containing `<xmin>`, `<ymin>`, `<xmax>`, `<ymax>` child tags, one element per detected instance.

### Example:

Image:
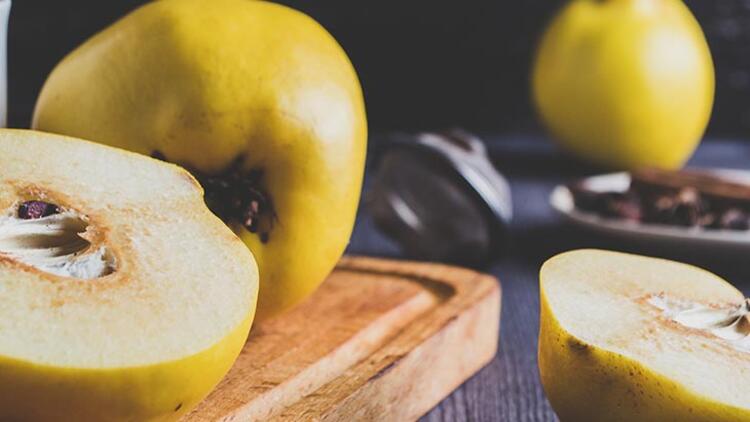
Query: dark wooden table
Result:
<box><xmin>347</xmin><ymin>135</ymin><xmax>750</xmax><ymax>421</ymax></box>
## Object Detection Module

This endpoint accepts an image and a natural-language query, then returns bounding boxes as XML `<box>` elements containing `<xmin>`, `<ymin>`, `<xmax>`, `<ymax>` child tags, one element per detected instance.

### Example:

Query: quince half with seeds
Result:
<box><xmin>540</xmin><ymin>249</ymin><xmax>750</xmax><ymax>421</ymax></box>
<box><xmin>0</xmin><ymin>130</ymin><xmax>257</xmax><ymax>421</ymax></box>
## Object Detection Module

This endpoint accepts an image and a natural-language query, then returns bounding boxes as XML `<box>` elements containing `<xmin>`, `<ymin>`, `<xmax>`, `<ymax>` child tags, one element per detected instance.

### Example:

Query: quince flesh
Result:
<box><xmin>540</xmin><ymin>250</ymin><xmax>750</xmax><ymax>421</ymax></box>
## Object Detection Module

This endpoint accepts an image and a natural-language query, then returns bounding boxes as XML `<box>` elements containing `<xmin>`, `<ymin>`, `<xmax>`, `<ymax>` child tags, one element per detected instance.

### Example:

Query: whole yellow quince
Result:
<box><xmin>532</xmin><ymin>0</ymin><xmax>714</xmax><ymax>170</ymax></box>
<box><xmin>33</xmin><ymin>0</ymin><xmax>367</xmax><ymax>320</ymax></box>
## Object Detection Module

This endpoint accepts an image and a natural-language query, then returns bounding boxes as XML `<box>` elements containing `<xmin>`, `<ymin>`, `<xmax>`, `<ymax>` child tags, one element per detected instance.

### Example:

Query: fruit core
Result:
<box><xmin>152</xmin><ymin>151</ymin><xmax>276</xmax><ymax>243</ymax></box>
<box><xmin>0</xmin><ymin>200</ymin><xmax>115</xmax><ymax>279</ymax></box>
<box><xmin>648</xmin><ymin>293</ymin><xmax>750</xmax><ymax>352</ymax></box>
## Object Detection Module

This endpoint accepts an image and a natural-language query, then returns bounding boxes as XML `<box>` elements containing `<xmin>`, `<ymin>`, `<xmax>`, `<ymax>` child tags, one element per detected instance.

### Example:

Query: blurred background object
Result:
<box><xmin>0</xmin><ymin>0</ymin><xmax>8</xmax><ymax>127</ymax></box>
<box><xmin>9</xmin><ymin>0</ymin><xmax>750</xmax><ymax>135</ymax></box>
<box><xmin>367</xmin><ymin>130</ymin><xmax>512</xmax><ymax>267</ymax></box>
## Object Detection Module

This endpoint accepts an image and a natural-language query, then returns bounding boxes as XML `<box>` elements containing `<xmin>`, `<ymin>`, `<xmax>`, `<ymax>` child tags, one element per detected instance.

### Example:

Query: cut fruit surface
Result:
<box><xmin>539</xmin><ymin>249</ymin><xmax>750</xmax><ymax>421</ymax></box>
<box><xmin>0</xmin><ymin>130</ymin><xmax>258</xmax><ymax>421</ymax></box>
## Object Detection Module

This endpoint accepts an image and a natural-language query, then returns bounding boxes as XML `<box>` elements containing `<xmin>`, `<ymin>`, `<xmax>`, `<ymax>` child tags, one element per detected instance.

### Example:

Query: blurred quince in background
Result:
<box><xmin>532</xmin><ymin>0</ymin><xmax>715</xmax><ymax>170</ymax></box>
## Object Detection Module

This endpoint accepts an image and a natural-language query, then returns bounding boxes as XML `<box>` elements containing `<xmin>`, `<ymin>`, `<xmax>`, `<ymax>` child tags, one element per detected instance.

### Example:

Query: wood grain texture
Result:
<box><xmin>184</xmin><ymin>256</ymin><xmax>501</xmax><ymax>421</ymax></box>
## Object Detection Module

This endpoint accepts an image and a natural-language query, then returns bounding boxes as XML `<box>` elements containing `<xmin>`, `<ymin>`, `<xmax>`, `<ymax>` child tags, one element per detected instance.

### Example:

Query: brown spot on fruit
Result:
<box><xmin>567</xmin><ymin>337</ymin><xmax>591</xmax><ymax>356</ymax></box>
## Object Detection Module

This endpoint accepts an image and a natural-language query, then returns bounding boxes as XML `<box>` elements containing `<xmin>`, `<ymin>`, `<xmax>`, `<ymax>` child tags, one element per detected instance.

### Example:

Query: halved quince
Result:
<box><xmin>540</xmin><ymin>249</ymin><xmax>750</xmax><ymax>421</ymax></box>
<box><xmin>0</xmin><ymin>130</ymin><xmax>258</xmax><ymax>421</ymax></box>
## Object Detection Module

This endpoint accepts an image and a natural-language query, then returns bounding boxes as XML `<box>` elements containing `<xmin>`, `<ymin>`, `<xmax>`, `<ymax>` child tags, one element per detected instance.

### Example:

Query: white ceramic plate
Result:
<box><xmin>549</xmin><ymin>169</ymin><xmax>750</xmax><ymax>251</ymax></box>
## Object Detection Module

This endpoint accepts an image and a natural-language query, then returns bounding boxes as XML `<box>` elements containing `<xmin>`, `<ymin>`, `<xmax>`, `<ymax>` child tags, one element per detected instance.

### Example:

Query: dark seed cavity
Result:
<box><xmin>18</xmin><ymin>201</ymin><xmax>60</xmax><ymax>220</ymax></box>
<box><xmin>152</xmin><ymin>151</ymin><xmax>276</xmax><ymax>242</ymax></box>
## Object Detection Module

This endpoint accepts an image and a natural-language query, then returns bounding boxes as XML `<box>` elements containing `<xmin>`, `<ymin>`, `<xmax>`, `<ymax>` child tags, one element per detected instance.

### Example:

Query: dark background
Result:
<box><xmin>9</xmin><ymin>1</ymin><xmax>750</xmax><ymax>135</ymax></box>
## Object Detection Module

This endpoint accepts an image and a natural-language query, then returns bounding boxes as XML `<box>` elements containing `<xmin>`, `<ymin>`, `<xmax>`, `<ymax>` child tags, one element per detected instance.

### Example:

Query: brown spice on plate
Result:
<box><xmin>569</xmin><ymin>169</ymin><xmax>750</xmax><ymax>231</ymax></box>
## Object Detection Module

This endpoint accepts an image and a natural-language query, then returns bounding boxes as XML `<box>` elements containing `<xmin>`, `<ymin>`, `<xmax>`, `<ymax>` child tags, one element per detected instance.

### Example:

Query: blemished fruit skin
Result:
<box><xmin>539</xmin><ymin>250</ymin><xmax>750</xmax><ymax>422</ymax></box>
<box><xmin>532</xmin><ymin>0</ymin><xmax>714</xmax><ymax>170</ymax></box>
<box><xmin>0</xmin><ymin>314</ymin><xmax>252</xmax><ymax>421</ymax></box>
<box><xmin>32</xmin><ymin>0</ymin><xmax>367</xmax><ymax>320</ymax></box>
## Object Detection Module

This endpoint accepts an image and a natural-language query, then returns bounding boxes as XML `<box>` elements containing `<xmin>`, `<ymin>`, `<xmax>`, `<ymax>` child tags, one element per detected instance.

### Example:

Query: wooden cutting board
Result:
<box><xmin>185</xmin><ymin>256</ymin><xmax>501</xmax><ymax>421</ymax></box>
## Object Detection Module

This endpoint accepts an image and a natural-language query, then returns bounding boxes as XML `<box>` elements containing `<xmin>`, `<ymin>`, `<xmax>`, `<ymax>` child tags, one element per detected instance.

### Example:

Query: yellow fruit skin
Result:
<box><xmin>539</xmin><ymin>284</ymin><xmax>750</xmax><ymax>421</ymax></box>
<box><xmin>532</xmin><ymin>0</ymin><xmax>714</xmax><ymax>170</ymax></box>
<box><xmin>0</xmin><ymin>313</ymin><xmax>253</xmax><ymax>421</ymax></box>
<box><xmin>32</xmin><ymin>0</ymin><xmax>367</xmax><ymax>320</ymax></box>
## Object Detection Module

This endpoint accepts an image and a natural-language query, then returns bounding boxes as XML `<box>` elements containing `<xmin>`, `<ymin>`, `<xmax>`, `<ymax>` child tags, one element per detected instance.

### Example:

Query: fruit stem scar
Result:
<box><xmin>151</xmin><ymin>151</ymin><xmax>277</xmax><ymax>243</ymax></box>
<box><xmin>648</xmin><ymin>293</ymin><xmax>750</xmax><ymax>352</ymax></box>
